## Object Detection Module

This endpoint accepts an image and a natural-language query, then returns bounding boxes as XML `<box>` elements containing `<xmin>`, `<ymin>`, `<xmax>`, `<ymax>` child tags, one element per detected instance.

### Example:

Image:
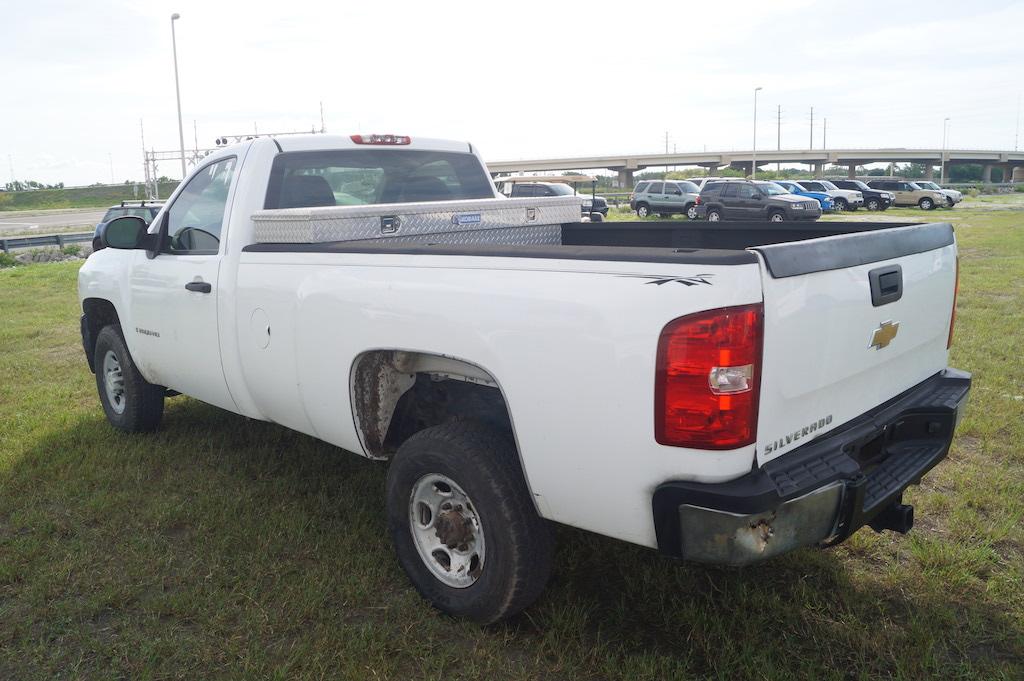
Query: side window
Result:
<box><xmin>735</xmin><ymin>184</ymin><xmax>758</xmax><ymax>199</ymax></box>
<box><xmin>634</xmin><ymin>182</ymin><xmax>650</xmax><ymax>193</ymax></box>
<box><xmin>648</xmin><ymin>182</ymin><xmax>664</xmax><ymax>193</ymax></box>
<box><xmin>802</xmin><ymin>182</ymin><xmax>822</xmax><ymax>191</ymax></box>
<box><xmin>665</xmin><ymin>183</ymin><xmax>682</xmax><ymax>195</ymax></box>
<box><xmin>164</xmin><ymin>157</ymin><xmax>236</xmax><ymax>254</ymax></box>
<box><xmin>721</xmin><ymin>183</ymin><xmax>738</xmax><ymax>198</ymax></box>
<box><xmin>899</xmin><ymin>183</ymin><xmax>911</xmax><ymax>191</ymax></box>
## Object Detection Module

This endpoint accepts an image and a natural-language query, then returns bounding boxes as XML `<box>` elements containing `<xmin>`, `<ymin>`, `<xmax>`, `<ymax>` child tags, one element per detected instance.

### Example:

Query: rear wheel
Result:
<box><xmin>94</xmin><ymin>325</ymin><xmax>164</xmax><ymax>432</ymax></box>
<box><xmin>385</xmin><ymin>421</ymin><xmax>554</xmax><ymax>624</ymax></box>
<box><xmin>706</xmin><ymin>208</ymin><xmax>722</xmax><ymax>222</ymax></box>
<box><xmin>636</xmin><ymin>203</ymin><xmax>650</xmax><ymax>218</ymax></box>
<box><xmin>919</xmin><ymin>197</ymin><xmax>934</xmax><ymax>210</ymax></box>
<box><xmin>866</xmin><ymin>198</ymin><xmax>880</xmax><ymax>211</ymax></box>
<box><xmin>685</xmin><ymin>203</ymin><xmax>697</xmax><ymax>219</ymax></box>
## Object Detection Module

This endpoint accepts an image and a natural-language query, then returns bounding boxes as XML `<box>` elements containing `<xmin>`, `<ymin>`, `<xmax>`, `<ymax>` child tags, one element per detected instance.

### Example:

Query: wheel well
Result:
<box><xmin>351</xmin><ymin>350</ymin><xmax>513</xmax><ymax>460</ymax></box>
<box><xmin>768</xmin><ymin>208</ymin><xmax>785</xmax><ymax>218</ymax></box>
<box><xmin>82</xmin><ymin>298</ymin><xmax>120</xmax><ymax>372</ymax></box>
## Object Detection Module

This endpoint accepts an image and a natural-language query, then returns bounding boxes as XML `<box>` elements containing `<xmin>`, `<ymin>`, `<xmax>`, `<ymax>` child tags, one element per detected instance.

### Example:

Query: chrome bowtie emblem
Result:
<box><xmin>869</xmin><ymin>320</ymin><xmax>900</xmax><ymax>350</ymax></box>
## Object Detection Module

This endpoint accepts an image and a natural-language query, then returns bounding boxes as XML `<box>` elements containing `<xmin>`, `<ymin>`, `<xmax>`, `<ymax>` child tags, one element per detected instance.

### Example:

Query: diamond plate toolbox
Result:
<box><xmin>252</xmin><ymin>196</ymin><xmax>583</xmax><ymax>244</ymax></box>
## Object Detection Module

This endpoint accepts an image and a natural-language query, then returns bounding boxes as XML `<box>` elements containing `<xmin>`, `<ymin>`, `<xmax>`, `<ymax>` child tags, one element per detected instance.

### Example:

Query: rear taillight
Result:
<box><xmin>695</xmin><ymin>196</ymin><xmax>702</xmax><ymax>205</ymax></box>
<box><xmin>350</xmin><ymin>134</ymin><xmax>411</xmax><ymax>145</ymax></box>
<box><xmin>947</xmin><ymin>256</ymin><xmax>959</xmax><ymax>349</ymax></box>
<box><xmin>655</xmin><ymin>304</ymin><xmax>763</xmax><ymax>449</ymax></box>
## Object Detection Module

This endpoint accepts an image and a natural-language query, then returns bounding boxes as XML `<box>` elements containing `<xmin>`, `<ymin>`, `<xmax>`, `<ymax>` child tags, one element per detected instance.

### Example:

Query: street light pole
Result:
<box><xmin>170</xmin><ymin>13</ymin><xmax>187</xmax><ymax>180</ymax></box>
<box><xmin>941</xmin><ymin>117</ymin><xmax>950</xmax><ymax>185</ymax></box>
<box><xmin>752</xmin><ymin>86</ymin><xmax>762</xmax><ymax>180</ymax></box>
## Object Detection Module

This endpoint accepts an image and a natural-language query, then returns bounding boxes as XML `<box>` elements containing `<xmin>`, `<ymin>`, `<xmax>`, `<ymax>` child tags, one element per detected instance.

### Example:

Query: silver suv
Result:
<box><xmin>630</xmin><ymin>180</ymin><xmax>701</xmax><ymax>219</ymax></box>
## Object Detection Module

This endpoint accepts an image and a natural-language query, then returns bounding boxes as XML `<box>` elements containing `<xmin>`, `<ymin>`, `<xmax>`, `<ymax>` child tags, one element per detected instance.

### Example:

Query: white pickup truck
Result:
<box><xmin>78</xmin><ymin>133</ymin><xmax>970</xmax><ymax>623</ymax></box>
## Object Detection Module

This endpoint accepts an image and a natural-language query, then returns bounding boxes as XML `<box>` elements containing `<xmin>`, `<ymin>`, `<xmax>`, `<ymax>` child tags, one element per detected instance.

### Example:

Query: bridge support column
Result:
<box><xmin>699</xmin><ymin>164</ymin><xmax>723</xmax><ymax>176</ymax></box>
<box><xmin>847</xmin><ymin>164</ymin><xmax>857</xmax><ymax>179</ymax></box>
<box><xmin>982</xmin><ymin>164</ymin><xmax>993</xmax><ymax>183</ymax></box>
<box><xmin>999</xmin><ymin>164</ymin><xmax>1012</xmax><ymax>183</ymax></box>
<box><xmin>616</xmin><ymin>169</ymin><xmax>634</xmax><ymax>189</ymax></box>
<box><xmin>813</xmin><ymin>163</ymin><xmax>824</xmax><ymax>179</ymax></box>
<box><xmin>1013</xmin><ymin>166</ymin><xmax>1024</xmax><ymax>182</ymax></box>
<box><xmin>924</xmin><ymin>165</ymin><xmax>934</xmax><ymax>181</ymax></box>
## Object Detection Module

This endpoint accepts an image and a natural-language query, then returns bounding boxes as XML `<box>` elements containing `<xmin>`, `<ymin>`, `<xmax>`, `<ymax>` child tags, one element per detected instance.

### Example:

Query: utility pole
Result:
<box><xmin>1015</xmin><ymin>93</ymin><xmax>1020</xmax><ymax>151</ymax></box>
<box><xmin>752</xmin><ymin>86</ymin><xmax>763</xmax><ymax>180</ymax></box>
<box><xmin>809</xmin><ymin>106</ymin><xmax>814</xmax><ymax>150</ymax></box>
<box><xmin>941</xmin><ymin>117</ymin><xmax>950</xmax><ymax>185</ymax></box>
<box><xmin>320</xmin><ymin>101</ymin><xmax>326</xmax><ymax>133</ymax></box>
<box><xmin>823</xmin><ymin>118</ymin><xmax>828</xmax><ymax>150</ymax></box>
<box><xmin>170</xmin><ymin>13</ymin><xmax>186</xmax><ymax>179</ymax></box>
<box><xmin>777</xmin><ymin>105</ymin><xmax>781</xmax><ymax>172</ymax></box>
<box><xmin>665</xmin><ymin>131</ymin><xmax>669</xmax><ymax>154</ymax></box>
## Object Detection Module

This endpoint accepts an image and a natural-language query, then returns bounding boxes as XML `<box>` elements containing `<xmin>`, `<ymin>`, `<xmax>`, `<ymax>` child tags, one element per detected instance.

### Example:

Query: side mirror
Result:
<box><xmin>101</xmin><ymin>216</ymin><xmax>155</xmax><ymax>250</ymax></box>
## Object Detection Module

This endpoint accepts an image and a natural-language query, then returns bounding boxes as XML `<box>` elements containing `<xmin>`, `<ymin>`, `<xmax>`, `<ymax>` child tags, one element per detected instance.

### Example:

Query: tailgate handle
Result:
<box><xmin>869</xmin><ymin>265</ymin><xmax>902</xmax><ymax>307</ymax></box>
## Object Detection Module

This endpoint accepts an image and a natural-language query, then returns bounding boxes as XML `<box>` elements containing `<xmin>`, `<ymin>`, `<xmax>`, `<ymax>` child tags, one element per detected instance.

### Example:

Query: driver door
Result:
<box><xmin>127</xmin><ymin>156</ymin><xmax>238</xmax><ymax>411</ymax></box>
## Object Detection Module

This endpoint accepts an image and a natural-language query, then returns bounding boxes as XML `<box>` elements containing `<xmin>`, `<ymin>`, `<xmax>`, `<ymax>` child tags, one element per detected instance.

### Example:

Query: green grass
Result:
<box><xmin>0</xmin><ymin>182</ymin><xmax>178</xmax><ymax>212</ymax></box>
<box><xmin>1</xmin><ymin>203</ymin><xmax>1022</xmax><ymax>679</ymax></box>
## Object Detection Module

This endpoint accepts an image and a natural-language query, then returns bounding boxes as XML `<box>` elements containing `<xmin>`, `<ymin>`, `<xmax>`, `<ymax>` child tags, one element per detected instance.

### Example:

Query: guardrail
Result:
<box><xmin>0</xmin><ymin>231</ymin><xmax>93</xmax><ymax>253</ymax></box>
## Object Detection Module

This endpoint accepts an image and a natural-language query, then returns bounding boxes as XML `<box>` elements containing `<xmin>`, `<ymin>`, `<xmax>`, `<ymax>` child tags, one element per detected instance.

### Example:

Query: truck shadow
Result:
<box><xmin>2</xmin><ymin>399</ymin><xmax>1020</xmax><ymax>678</ymax></box>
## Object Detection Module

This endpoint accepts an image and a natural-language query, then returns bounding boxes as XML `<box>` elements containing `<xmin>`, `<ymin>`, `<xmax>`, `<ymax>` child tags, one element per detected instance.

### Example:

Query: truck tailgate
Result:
<box><xmin>752</xmin><ymin>222</ymin><xmax>957</xmax><ymax>465</ymax></box>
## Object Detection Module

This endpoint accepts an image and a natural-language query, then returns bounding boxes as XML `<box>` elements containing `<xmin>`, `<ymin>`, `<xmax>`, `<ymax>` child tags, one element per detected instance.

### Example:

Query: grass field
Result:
<box><xmin>0</xmin><ymin>199</ymin><xmax>1021</xmax><ymax>679</ymax></box>
<box><xmin>0</xmin><ymin>182</ymin><xmax>179</xmax><ymax>212</ymax></box>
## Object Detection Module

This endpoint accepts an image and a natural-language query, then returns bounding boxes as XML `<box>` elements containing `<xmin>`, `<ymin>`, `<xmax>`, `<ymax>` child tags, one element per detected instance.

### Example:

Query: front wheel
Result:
<box><xmin>919</xmin><ymin>197</ymin><xmax>934</xmax><ymax>210</ymax></box>
<box><xmin>834</xmin><ymin>198</ymin><xmax>849</xmax><ymax>211</ymax></box>
<box><xmin>685</xmin><ymin>203</ymin><xmax>698</xmax><ymax>220</ymax></box>
<box><xmin>866</xmin><ymin>198</ymin><xmax>880</xmax><ymax>211</ymax></box>
<box><xmin>385</xmin><ymin>421</ymin><xmax>554</xmax><ymax>624</ymax></box>
<box><xmin>94</xmin><ymin>325</ymin><xmax>165</xmax><ymax>432</ymax></box>
<box><xmin>706</xmin><ymin>209</ymin><xmax>722</xmax><ymax>222</ymax></box>
<box><xmin>768</xmin><ymin>211</ymin><xmax>785</xmax><ymax>222</ymax></box>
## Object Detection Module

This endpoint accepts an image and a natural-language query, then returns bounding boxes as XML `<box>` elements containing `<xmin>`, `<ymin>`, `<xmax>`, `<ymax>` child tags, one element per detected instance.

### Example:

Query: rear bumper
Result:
<box><xmin>652</xmin><ymin>368</ymin><xmax>971</xmax><ymax>565</ymax></box>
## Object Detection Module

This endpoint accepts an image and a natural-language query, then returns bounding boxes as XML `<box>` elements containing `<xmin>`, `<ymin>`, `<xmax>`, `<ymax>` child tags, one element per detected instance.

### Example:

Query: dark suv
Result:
<box><xmin>695</xmin><ymin>180</ymin><xmax>822</xmax><ymax>222</ymax></box>
<box><xmin>830</xmin><ymin>179</ymin><xmax>893</xmax><ymax>211</ymax></box>
<box><xmin>508</xmin><ymin>182</ymin><xmax>608</xmax><ymax>218</ymax></box>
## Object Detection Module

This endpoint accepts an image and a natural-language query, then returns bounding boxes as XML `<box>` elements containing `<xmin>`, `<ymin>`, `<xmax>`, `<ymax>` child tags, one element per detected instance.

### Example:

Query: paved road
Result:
<box><xmin>0</xmin><ymin>208</ymin><xmax>105</xmax><ymax>234</ymax></box>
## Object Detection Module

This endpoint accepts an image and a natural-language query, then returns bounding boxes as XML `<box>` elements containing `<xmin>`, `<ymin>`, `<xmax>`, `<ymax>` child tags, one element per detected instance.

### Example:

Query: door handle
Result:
<box><xmin>185</xmin><ymin>281</ymin><xmax>212</xmax><ymax>293</ymax></box>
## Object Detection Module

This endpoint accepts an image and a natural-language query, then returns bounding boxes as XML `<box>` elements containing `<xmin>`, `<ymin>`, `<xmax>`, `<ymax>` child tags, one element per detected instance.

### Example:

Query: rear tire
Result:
<box><xmin>94</xmin><ymin>325</ymin><xmax>164</xmax><ymax>432</ymax></box>
<box><xmin>636</xmin><ymin>203</ymin><xmax>650</xmax><ymax>218</ymax></box>
<box><xmin>919</xmin><ymin>197</ymin><xmax>934</xmax><ymax>210</ymax></box>
<box><xmin>385</xmin><ymin>421</ymin><xmax>554</xmax><ymax>624</ymax></box>
<box><xmin>706</xmin><ymin>208</ymin><xmax>722</xmax><ymax>222</ymax></box>
<box><xmin>685</xmin><ymin>203</ymin><xmax>697</xmax><ymax>220</ymax></box>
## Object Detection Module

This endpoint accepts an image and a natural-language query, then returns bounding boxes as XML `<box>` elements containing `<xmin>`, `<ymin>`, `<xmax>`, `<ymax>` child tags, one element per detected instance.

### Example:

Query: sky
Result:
<box><xmin>2</xmin><ymin>0</ymin><xmax>1022</xmax><ymax>186</ymax></box>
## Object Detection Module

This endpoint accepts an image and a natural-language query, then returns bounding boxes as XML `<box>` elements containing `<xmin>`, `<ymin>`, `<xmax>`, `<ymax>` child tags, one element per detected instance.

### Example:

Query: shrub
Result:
<box><xmin>62</xmin><ymin>244</ymin><xmax>82</xmax><ymax>256</ymax></box>
<box><xmin>0</xmin><ymin>251</ymin><xmax>22</xmax><ymax>268</ymax></box>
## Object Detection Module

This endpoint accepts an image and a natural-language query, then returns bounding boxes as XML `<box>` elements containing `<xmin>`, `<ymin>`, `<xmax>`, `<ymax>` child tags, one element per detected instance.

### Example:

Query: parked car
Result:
<box><xmin>630</xmin><ymin>180</ymin><xmax>700</xmax><ymax>218</ymax></box>
<box><xmin>508</xmin><ymin>182</ymin><xmax>608</xmax><ymax>218</ymax></box>
<box><xmin>866</xmin><ymin>180</ymin><xmax>947</xmax><ymax>210</ymax></box>
<box><xmin>914</xmin><ymin>181</ymin><xmax>963</xmax><ymax>208</ymax></box>
<box><xmin>796</xmin><ymin>180</ymin><xmax>863</xmax><ymax>211</ymax></box>
<box><xmin>830</xmin><ymin>179</ymin><xmax>894</xmax><ymax>211</ymax></box>
<box><xmin>92</xmin><ymin>200</ymin><xmax>164</xmax><ymax>251</ymax></box>
<box><xmin>772</xmin><ymin>180</ymin><xmax>836</xmax><ymax>212</ymax></box>
<box><xmin>79</xmin><ymin>133</ymin><xmax>967</xmax><ymax>623</ymax></box>
<box><xmin>696</xmin><ymin>179</ymin><xmax>822</xmax><ymax>221</ymax></box>
<box><xmin>686</xmin><ymin>176</ymin><xmax>744</xmax><ymax>193</ymax></box>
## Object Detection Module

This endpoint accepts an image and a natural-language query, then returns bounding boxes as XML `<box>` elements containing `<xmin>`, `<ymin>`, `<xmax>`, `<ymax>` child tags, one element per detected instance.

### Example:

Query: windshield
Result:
<box><xmin>918</xmin><ymin>182</ymin><xmax>939</xmax><ymax>190</ymax></box>
<box><xmin>820</xmin><ymin>181</ymin><xmax>838</xmax><ymax>190</ymax></box>
<box><xmin>546</xmin><ymin>183</ymin><xmax>575</xmax><ymax>196</ymax></box>
<box><xmin>756</xmin><ymin>182</ymin><xmax>789</xmax><ymax>196</ymax></box>
<box><xmin>849</xmin><ymin>180</ymin><xmax>870</xmax><ymax>191</ymax></box>
<box><xmin>679</xmin><ymin>181</ymin><xmax>698</xmax><ymax>192</ymax></box>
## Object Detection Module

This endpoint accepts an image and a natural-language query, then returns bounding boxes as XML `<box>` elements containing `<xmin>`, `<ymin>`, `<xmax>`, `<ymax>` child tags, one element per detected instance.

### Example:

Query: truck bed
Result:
<box><xmin>245</xmin><ymin>220</ymin><xmax>953</xmax><ymax>276</ymax></box>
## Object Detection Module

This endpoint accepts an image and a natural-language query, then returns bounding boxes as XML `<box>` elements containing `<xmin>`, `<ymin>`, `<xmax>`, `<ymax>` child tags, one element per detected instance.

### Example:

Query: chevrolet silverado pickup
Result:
<box><xmin>78</xmin><ymin>133</ymin><xmax>970</xmax><ymax>624</ymax></box>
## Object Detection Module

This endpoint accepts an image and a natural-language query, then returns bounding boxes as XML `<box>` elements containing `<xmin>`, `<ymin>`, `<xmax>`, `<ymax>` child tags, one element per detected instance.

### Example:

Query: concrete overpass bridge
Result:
<box><xmin>488</xmin><ymin>148</ymin><xmax>1024</xmax><ymax>186</ymax></box>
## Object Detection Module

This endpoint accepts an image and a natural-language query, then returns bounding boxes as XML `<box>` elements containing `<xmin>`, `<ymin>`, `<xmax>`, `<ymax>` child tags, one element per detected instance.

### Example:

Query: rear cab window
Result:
<box><xmin>264</xmin><ymin>149</ymin><xmax>496</xmax><ymax>209</ymax></box>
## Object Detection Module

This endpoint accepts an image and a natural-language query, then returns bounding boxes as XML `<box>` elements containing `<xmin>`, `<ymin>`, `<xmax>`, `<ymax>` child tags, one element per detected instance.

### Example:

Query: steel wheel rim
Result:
<box><xmin>102</xmin><ymin>350</ymin><xmax>126</xmax><ymax>415</ymax></box>
<box><xmin>409</xmin><ymin>473</ymin><xmax>485</xmax><ymax>589</ymax></box>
